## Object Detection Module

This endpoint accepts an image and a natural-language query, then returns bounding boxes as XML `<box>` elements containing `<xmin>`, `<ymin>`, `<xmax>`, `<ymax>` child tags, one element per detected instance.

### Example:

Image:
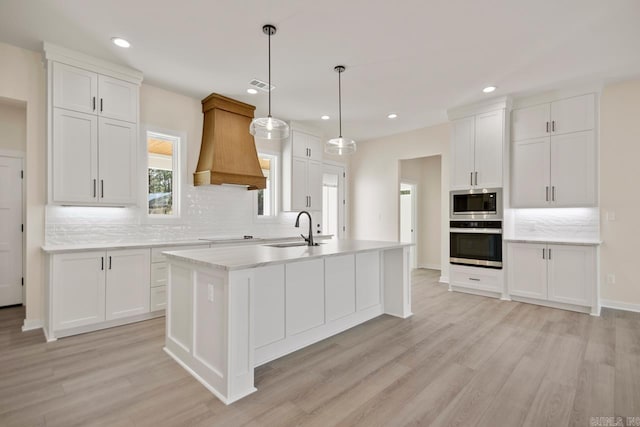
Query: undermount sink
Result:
<box><xmin>266</xmin><ymin>242</ymin><xmax>325</xmax><ymax>248</ymax></box>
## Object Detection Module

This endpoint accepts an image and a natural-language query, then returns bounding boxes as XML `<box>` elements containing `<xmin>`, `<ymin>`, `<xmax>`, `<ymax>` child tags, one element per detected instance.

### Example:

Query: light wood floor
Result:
<box><xmin>1</xmin><ymin>269</ymin><xmax>639</xmax><ymax>426</ymax></box>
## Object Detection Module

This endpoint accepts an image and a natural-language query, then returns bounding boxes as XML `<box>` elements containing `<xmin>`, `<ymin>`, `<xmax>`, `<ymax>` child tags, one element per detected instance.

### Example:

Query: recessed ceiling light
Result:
<box><xmin>483</xmin><ymin>86</ymin><xmax>497</xmax><ymax>93</ymax></box>
<box><xmin>321</xmin><ymin>115</ymin><xmax>330</xmax><ymax>120</ymax></box>
<box><xmin>387</xmin><ymin>113</ymin><xmax>398</xmax><ymax>119</ymax></box>
<box><xmin>111</xmin><ymin>37</ymin><xmax>131</xmax><ymax>48</ymax></box>
<box><xmin>247</xmin><ymin>88</ymin><xmax>258</xmax><ymax>94</ymax></box>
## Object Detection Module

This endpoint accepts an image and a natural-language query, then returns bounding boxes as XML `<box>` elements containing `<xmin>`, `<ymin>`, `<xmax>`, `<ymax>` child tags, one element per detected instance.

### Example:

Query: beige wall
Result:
<box><xmin>0</xmin><ymin>42</ymin><xmax>46</xmax><ymax>328</ymax></box>
<box><xmin>0</xmin><ymin>100</ymin><xmax>26</xmax><ymax>152</ymax></box>
<box><xmin>600</xmin><ymin>79</ymin><xmax>640</xmax><ymax>308</ymax></box>
<box><xmin>350</xmin><ymin>123</ymin><xmax>450</xmax><ymax>279</ymax></box>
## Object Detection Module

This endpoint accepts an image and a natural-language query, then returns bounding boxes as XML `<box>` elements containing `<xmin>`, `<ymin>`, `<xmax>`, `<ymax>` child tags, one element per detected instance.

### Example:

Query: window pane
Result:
<box><xmin>148</xmin><ymin>135</ymin><xmax>174</xmax><ymax>215</ymax></box>
<box><xmin>257</xmin><ymin>154</ymin><xmax>274</xmax><ymax>216</ymax></box>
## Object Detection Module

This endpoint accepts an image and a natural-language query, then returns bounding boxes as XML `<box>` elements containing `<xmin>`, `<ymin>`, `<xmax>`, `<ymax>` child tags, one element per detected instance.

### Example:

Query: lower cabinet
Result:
<box><xmin>285</xmin><ymin>259</ymin><xmax>325</xmax><ymax>336</ymax></box>
<box><xmin>105</xmin><ymin>249</ymin><xmax>150</xmax><ymax>320</ymax></box>
<box><xmin>507</xmin><ymin>242</ymin><xmax>596</xmax><ymax>311</ymax></box>
<box><xmin>450</xmin><ymin>264</ymin><xmax>504</xmax><ymax>294</ymax></box>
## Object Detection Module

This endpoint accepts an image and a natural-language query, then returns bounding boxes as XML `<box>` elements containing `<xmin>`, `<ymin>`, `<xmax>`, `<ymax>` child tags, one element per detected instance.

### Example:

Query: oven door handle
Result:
<box><xmin>450</xmin><ymin>228</ymin><xmax>502</xmax><ymax>234</ymax></box>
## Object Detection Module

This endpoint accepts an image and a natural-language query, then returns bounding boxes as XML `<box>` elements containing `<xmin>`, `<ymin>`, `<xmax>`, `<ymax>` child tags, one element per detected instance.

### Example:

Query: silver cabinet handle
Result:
<box><xmin>542</xmin><ymin>248</ymin><xmax>545</xmax><ymax>259</ymax></box>
<box><xmin>309</xmin><ymin>148</ymin><xmax>311</xmax><ymax>158</ymax></box>
<box><xmin>552</xmin><ymin>186</ymin><xmax>555</xmax><ymax>202</ymax></box>
<box><xmin>548</xmin><ymin>248</ymin><xmax>551</xmax><ymax>259</ymax></box>
<box><xmin>100</xmin><ymin>180</ymin><xmax>104</xmax><ymax>198</ymax></box>
<box><xmin>474</xmin><ymin>171</ymin><xmax>478</xmax><ymax>186</ymax></box>
<box><xmin>546</xmin><ymin>121</ymin><xmax>549</xmax><ymax>133</ymax></box>
<box><xmin>92</xmin><ymin>97</ymin><xmax>96</xmax><ymax>111</ymax></box>
<box><xmin>546</xmin><ymin>186</ymin><xmax>549</xmax><ymax>202</ymax></box>
<box><xmin>101</xmin><ymin>257</ymin><xmax>104</xmax><ymax>270</ymax></box>
<box><xmin>109</xmin><ymin>256</ymin><xmax>112</xmax><ymax>270</ymax></box>
<box><xmin>93</xmin><ymin>179</ymin><xmax>97</xmax><ymax>198</ymax></box>
<box><xmin>552</xmin><ymin>121</ymin><xmax>555</xmax><ymax>132</ymax></box>
<box><xmin>100</xmin><ymin>98</ymin><xmax>103</xmax><ymax>112</ymax></box>
<box><xmin>469</xmin><ymin>277</ymin><xmax>480</xmax><ymax>281</ymax></box>
<box><xmin>470</xmin><ymin>172</ymin><xmax>473</xmax><ymax>186</ymax></box>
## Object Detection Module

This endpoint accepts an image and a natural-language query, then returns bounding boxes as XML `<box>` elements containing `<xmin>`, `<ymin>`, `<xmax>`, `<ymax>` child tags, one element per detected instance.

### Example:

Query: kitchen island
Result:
<box><xmin>163</xmin><ymin>239</ymin><xmax>412</xmax><ymax>404</ymax></box>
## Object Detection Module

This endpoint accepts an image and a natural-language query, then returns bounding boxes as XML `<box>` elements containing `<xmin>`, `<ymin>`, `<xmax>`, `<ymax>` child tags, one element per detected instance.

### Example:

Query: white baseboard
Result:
<box><xmin>22</xmin><ymin>318</ymin><xmax>43</xmax><ymax>332</ymax></box>
<box><xmin>439</xmin><ymin>276</ymin><xmax>449</xmax><ymax>284</ymax></box>
<box><xmin>601</xmin><ymin>299</ymin><xmax>640</xmax><ymax>314</ymax></box>
<box><xmin>418</xmin><ymin>264</ymin><xmax>441</xmax><ymax>271</ymax></box>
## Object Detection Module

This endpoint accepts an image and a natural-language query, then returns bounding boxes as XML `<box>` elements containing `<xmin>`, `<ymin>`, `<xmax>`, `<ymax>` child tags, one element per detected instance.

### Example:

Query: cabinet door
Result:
<box><xmin>291</xmin><ymin>157</ymin><xmax>308</xmax><ymax>211</ymax></box>
<box><xmin>150</xmin><ymin>286</ymin><xmax>167</xmax><ymax>312</ymax></box>
<box><xmin>325</xmin><ymin>255</ymin><xmax>356</xmax><ymax>321</ymax></box>
<box><xmin>511</xmin><ymin>137</ymin><xmax>551</xmax><ymax>207</ymax></box>
<box><xmin>307</xmin><ymin>160</ymin><xmax>323</xmax><ymax>211</ymax></box>
<box><xmin>53</xmin><ymin>62</ymin><xmax>98</xmax><ymax>115</ymax></box>
<box><xmin>550</xmin><ymin>131</ymin><xmax>596</xmax><ymax>207</ymax></box>
<box><xmin>98</xmin><ymin>118</ymin><xmax>137</xmax><ymax>205</ymax></box>
<box><xmin>307</xmin><ymin>134</ymin><xmax>324</xmax><ymax>162</ymax></box>
<box><xmin>356</xmin><ymin>251</ymin><xmax>381</xmax><ymax>310</ymax></box>
<box><xmin>286</xmin><ymin>259</ymin><xmax>325</xmax><ymax>336</ymax></box>
<box><xmin>291</xmin><ymin>130</ymin><xmax>311</xmax><ymax>158</ymax></box>
<box><xmin>52</xmin><ymin>108</ymin><xmax>98</xmax><ymax>204</ymax></box>
<box><xmin>547</xmin><ymin>245</ymin><xmax>594</xmax><ymax>307</ymax></box>
<box><xmin>474</xmin><ymin>110</ymin><xmax>504</xmax><ymax>188</ymax></box>
<box><xmin>98</xmin><ymin>75</ymin><xmax>138</xmax><ymax>123</ymax></box>
<box><xmin>105</xmin><ymin>248</ymin><xmax>150</xmax><ymax>320</ymax></box>
<box><xmin>254</xmin><ymin>265</ymin><xmax>285</xmax><ymax>348</ymax></box>
<box><xmin>52</xmin><ymin>251</ymin><xmax>105</xmax><ymax>330</ymax></box>
<box><xmin>550</xmin><ymin>94</ymin><xmax>595</xmax><ymax>136</ymax></box>
<box><xmin>507</xmin><ymin>243</ymin><xmax>548</xmax><ymax>300</ymax></box>
<box><xmin>450</xmin><ymin>116</ymin><xmax>475</xmax><ymax>190</ymax></box>
<box><xmin>512</xmin><ymin>103</ymin><xmax>550</xmax><ymax>141</ymax></box>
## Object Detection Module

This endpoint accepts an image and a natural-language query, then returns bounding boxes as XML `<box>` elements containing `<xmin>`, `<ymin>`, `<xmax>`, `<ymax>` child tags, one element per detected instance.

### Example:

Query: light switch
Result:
<box><xmin>208</xmin><ymin>284</ymin><xmax>214</xmax><ymax>302</ymax></box>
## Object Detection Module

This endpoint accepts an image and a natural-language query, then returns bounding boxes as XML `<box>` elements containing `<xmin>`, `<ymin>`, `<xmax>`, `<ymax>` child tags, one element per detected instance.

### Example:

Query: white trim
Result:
<box><xmin>0</xmin><ymin>149</ymin><xmax>25</xmax><ymax>159</ymax></box>
<box><xmin>22</xmin><ymin>319</ymin><xmax>43</xmax><ymax>332</ymax></box>
<box><xmin>418</xmin><ymin>263</ymin><xmax>441</xmax><ymax>270</ymax></box>
<box><xmin>439</xmin><ymin>276</ymin><xmax>449</xmax><ymax>284</ymax></box>
<box><xmin>447</xmin><ymin>96</ymin><xmax>512</xmax><ymax>120</ymax></box>
<box><xmin>449</xmin><ymin>285</ymin><xmax>502</xmax><ymax>299</ymax></box>
<box><xmin>254</xmin><ymin>149</ymin><xmax>280</xmax><ymax>223</ymax></box>
<box><xmin>43</xmin><ymin>42</ymin><xmax>143</xmax><ymax>84</ymax></box>
<box><xmin>601</xmin><ymin>299</ymin><xmax>640</xmax><ymax>314</ymax></box>
<box><xmin>52</xmin><ymin>311</ymin><xmax>164</xmax><ymax>339</ymax></box>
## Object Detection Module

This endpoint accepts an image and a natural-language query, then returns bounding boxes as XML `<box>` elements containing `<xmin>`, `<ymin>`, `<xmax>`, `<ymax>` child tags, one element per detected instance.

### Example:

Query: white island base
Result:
<box><xmin>163</xmin><ymin>240</ymin><xmax>412</xmax><ymax>404</ymax></box>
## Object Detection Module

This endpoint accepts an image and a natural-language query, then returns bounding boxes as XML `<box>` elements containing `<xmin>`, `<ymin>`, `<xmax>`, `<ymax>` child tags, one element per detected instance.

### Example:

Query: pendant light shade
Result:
<box><xmin>326</xmin><ymin>65</ymin><xmax>356</xmax><ymax>155</ymax></box>
<box><xmin>250</xmin><ymin>24</ymin><xmax>289</xmax><ymax>140</ymax></box>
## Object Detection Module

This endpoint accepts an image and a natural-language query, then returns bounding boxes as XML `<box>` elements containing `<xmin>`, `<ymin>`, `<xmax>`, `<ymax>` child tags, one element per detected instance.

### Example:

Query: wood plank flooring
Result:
<box><xmin>1</xmin><ymin>269</ymin><xmax>639</xmax><ymax>426</ymax></box>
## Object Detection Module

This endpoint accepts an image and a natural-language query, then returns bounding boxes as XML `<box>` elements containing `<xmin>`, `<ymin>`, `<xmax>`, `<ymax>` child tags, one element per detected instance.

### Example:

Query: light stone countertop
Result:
<box><xmin>164</xmin><ymin>239</ymin><xmax>411</xmax><ymax>271</ymax></box>
<box><xmin>504</xmin><ymin>237</ymin><xmax>602</xmax><ymax>246</ymax></box>
<box><xmin>41</xmin><ymin>235</ymin><xmax>333</xmax><ymax>254</ymax></box>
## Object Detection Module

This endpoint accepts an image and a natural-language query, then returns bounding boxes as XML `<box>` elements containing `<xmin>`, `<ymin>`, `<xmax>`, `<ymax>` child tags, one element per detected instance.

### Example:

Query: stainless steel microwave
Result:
<box><xmin>450</xmin><ymin>188</ymin><xmax>503</xmax><ymax>220</ymax></box>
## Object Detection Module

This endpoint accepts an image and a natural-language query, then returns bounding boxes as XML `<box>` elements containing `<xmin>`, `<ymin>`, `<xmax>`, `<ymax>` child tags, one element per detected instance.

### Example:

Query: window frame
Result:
<box><xmin>254</xmin><ymin>150</ymin><xmax>279</xmax><ymax>222</ymax></box>
<box><xmin>141</xmin><ymin>126</ymin><xmax>186</xmax><ymax>222</ymax></box>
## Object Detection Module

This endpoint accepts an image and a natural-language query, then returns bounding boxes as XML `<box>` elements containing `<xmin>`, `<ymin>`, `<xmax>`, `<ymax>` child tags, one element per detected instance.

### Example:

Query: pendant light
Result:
<box><xmin>249</xmin><ymin>24</ymin><xmax>290</xmax><ymax>140</ymax></box>
<box><xmin>325</xmin><ymin>65</ymin><xmax>356</xmax><ymax>155</ymax></box>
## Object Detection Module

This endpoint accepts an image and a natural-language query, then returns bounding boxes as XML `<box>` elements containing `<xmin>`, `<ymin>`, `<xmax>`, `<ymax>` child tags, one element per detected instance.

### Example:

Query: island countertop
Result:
<box><xmin>164</xmin><ymin>239</ymin><xmax>412</xmax><ymax>271</ymax></box>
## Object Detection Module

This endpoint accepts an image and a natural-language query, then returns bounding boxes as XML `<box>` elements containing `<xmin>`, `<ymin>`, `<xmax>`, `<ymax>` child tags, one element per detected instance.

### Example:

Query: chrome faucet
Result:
<box><xmin>295</xmin><ymin>211</ymin><xmax>316</xmax><ymax>246</ymax></box>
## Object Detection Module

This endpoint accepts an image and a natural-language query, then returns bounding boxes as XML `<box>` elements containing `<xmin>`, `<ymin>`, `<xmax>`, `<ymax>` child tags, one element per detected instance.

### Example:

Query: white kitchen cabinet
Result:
<box><xmin>52</xmin><ymin>108</ymin><xmax>98</xmax><ymax>204</ymax></box>
<box><xmin>53</xmin><ymin>62</ymin><xmax>98</xmax><ymax>115</ymax></box>
<box><xmin>450</xmin><ymin>264</ymin><xmax>504</xmax><ymax>294</ymax></box>
<box><xmin>98</xmin><ymin>118</ymin><xmax>137</xmax><ymax>205</ymax></box>
<box><xmin>105</xmin><ymin>248</ymin><xmax>150</xmax><ymax>320</ymax></box>
<box><xmin>325</xmin><ymin>255</ymin><xmax>356</xmax><ymax>321</ymax></box>
<box><xmin>356</xmin><ymin>251</ymin><xmax>380</xmax><ymax>310</ymax></box>
<box><xmin>97</xmin><ymin>75</ymin><xmax>138</xmax><ymax>123</ymax></box>
<box><xmin>150</xmin><ymin>286</ymin><xmax>167</xmax><ymax>312</ymax></box>
<box><xmin>254</xmin><ymin>265</ymin><xmax>286</xmax><ymax>348</ymax></box>
<box><xmin>507</xmin><ymin>242</ymin><xmax>596</xmax><ymax>312</ymax></box>
<box><xmin>285</xmin><ymin>259</ymin><xmax>325</xmax><ymax>336</ymax></box>
<box><xmin>52</xmin><ymin>251</ymin><xmax>106</xmax><ymax>331</ymax></box>
<box><xmin>511</xmin><ymin>103</ymin><xmax>551</xmax><ymax>141</ymax></box>
<box><xmin>450</xmin><ymin>109</ymin><xmax>504</xmax><ymax>190</ymax></box>
<box><xmin>512</xmin><ymin>94</ymin><xmax>594</xmax><ymax>140</ymax></box>
<box><xmin>550</xmin><ymin>131</ymin><xmax>596</xmax><ymax>207</ymax></box>
<box><xmin>283</xmin><ymin>128</ymin><xmax>324</xmax><ymax>211</ymax></box>
<box><xmin>511</xmin><ymin>137</ymin><xmax>550</xmax><ymax>207</ymax></box>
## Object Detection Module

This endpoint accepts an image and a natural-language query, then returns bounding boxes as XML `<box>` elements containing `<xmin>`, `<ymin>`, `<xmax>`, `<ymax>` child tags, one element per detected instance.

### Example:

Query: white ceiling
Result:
<box><xmin>1</xmin><ymin>0</ymin><xmax>640</xmax><ymax>141</ymax></box>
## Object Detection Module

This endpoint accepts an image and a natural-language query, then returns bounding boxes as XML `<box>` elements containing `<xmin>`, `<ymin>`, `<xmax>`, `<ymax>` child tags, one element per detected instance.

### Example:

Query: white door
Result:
<box><xmin>105</xmin><ymin>248</ymin><xmax>150</xmax><ymax>320</ymax></box>
<box><xmin>52</xmin><ymin>108</ymin><xmax>98</xmax><ymax>204</ymax></box>
<box><xmin>512</xmin><ymin>103</ymin><xmax>551</xmax><ymax>141</ymax></box>
<box><xmin>550</xmin><ymin>131</ymin><xmax>596</xmax><ymax>207</ymax></box>
<box><xmin>307</xmin><ymin>160</ymin><xmax>323</xmax><ymax>211</ymax></box>
<box><xmin>322</xmin><ymin>164</ymin><xmax>346</xmax><ymax>238</ymax></box>
<box><xmin>291</xmin><ymin>157</ymin><xmax>308</xmax><ymax>211</ymax></box>
<box><xmin>511</xmin><ymin>137</ymin><xmax>551</xmax><ymax>207</ymax></box>
<box><xmin>98</xmin><ymin>75</ymin><xmax>138</xmax><ymax>123</ymax></box>
<box><xmin>98</xmin><ymin>118</ymin><xmax>137</xmax><ymax>205</ymax></box>
<box><xmin>52</xmin><ymin>62</ymin><xmax>98</xmax><ymax>115</ymax></box>
<box><xmin>507</xmin><ymin>243</ymin><xmax>548</xmax><ymax>300</ymax></box>
<box><xmin>547</xmin><ymin>244</ymin><xmax>594</xmax><ymax>306</ymax></box>
<box><xmin>450</xmin><ymin>117</ymin><xmax>475</xmax><ymax>190</ymax></box>
<box><xmin>0</xmin><ymin>156</ymin><xmax>23</xmax><ymax>306</ymax></box>
<box><xmin>400</xmin><ymin>183</ymin><xmax>416</xmax><ymax>269</ymax></box>
<box><xmin>52</xmin><ymin>251</ymin><xmax>106</xmax><ymax>330</ymax></box>
<box><xmin>550</xmin><ymin>94</ymin><xmax>595</xmax><ymax>136</ymax></box>
<box><xmin>474</xmin><ymin>110</ymin><xmax>503</xmax><ymax>188</ymax></box>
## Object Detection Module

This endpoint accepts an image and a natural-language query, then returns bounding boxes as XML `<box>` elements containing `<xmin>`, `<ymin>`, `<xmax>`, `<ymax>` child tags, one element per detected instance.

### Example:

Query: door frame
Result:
<box><xmin>0</xmin><ymin>149</ymin><xmax>25</xmax><ymax>306</ymax></box>
<box><xmin>322</xmin><ymin>160</ymin><xmax>347</xmax><ymax>239</ymax></box>
<box><xmin>399</xmin><ymin>180</ymin><xmax>418</xmax><ymax>270</ymax></box>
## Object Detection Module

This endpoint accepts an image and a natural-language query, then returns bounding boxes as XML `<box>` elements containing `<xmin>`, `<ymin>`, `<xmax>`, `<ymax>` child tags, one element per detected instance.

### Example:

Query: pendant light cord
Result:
<box><xmin>268</xmin><ymin>30</ymin><xmax>272</xmax><ymax>118</ymax></box>
<box><xmin>338</xmin><ymin>68</ymin><xmax>342</xmax><ymax>138</ymax></box>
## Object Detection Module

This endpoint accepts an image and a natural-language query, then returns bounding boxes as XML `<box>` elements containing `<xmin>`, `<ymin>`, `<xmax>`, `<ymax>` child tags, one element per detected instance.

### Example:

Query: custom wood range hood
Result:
<box><xmin>194</xmin><ymin>93</ymin><xmax>266</xmax><ymax>190</ymax></box>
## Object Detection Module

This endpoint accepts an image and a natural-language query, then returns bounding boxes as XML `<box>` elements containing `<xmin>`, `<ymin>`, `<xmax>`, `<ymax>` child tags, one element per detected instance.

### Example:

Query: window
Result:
<box><xmin>147</xmin><ymin>131</ymin><xmax>180</xmax><ymax>217</ymax></box>
<box><xmin>256</xmin><ymin>152</ymin><xmax>277</xmax><ymax>217</ymax></box>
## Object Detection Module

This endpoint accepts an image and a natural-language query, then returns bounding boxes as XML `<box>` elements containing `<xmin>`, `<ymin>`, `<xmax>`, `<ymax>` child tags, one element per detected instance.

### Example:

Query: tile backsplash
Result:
<box><xmin>46</xmin><ymin>185</ymin><xmax>320</xmax><ymax>245</ymax></box>
<box><xmin>506</xmin><ymin>207</ymin><xmax>600</xmax><ymax>240</ymax></box>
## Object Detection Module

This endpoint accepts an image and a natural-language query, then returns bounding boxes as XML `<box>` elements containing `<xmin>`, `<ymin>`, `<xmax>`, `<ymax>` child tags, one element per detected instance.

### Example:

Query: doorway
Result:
<box><xmin>322</xmin><ymin>163</ymin><xmax>345</xmax><ymax>239</ymax></box>
<box><xmin>400</xmin><ymin>182</ymin><xmax>417</xmax><ymax>269</ymax></box>
<box><xmin>0</xmin><ymin>155</ymin><xmax>24</xmax><ymax>306</ymax></box>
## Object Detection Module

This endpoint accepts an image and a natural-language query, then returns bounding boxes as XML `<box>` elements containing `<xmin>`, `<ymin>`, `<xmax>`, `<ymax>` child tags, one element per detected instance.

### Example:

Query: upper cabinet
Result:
<box><xmin>511</xmin><ymin>93</ymin><xmax>597</xmax><ymax>207</ymax></box>
<box><xmin>282</xmin><ymin>128</ymin><xmax>324</xmax><ymax>211</ymax></box>
<box><xmin>450</xmin><ymin>108</ymin><xmax>505</xmax><ymax>190</ymax></box>
<box><xmin>45</xmin><ymin>43</ymin><xmax>143</xmax><ymax>206</ymax></box>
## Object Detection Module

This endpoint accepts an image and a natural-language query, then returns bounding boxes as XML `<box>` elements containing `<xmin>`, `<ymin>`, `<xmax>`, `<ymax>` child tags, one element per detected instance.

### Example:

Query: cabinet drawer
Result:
<box><xmin>151</xmin><ymin>262</ymin><xmax>168</xmax><ymax>288</ymax></box>
<box><xmin>151</xmin><ymin>244</ymin><xmax>209</xmax><ymax>263</ymax></box>
<box><xmin>450</xmin><ymin>265</ymin><xmax>503</xmax><ymax>293</ymax></box>
<box><xmin>150</xmin><ymin>286</ymin><xmax>166</xmax><ymax>312</ymax></box>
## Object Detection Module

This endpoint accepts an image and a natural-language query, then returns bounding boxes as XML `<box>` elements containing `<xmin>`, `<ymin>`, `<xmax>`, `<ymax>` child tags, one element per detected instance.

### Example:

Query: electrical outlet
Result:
<box><xmin>208</xmin><ymin>284</ymin><xmax>214</xmax><ymax>302</ymax></box>
<box><xmin>607</xmin><ymin>274</ymin><xmax>616</xmax><ymax>285</ymax></box>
